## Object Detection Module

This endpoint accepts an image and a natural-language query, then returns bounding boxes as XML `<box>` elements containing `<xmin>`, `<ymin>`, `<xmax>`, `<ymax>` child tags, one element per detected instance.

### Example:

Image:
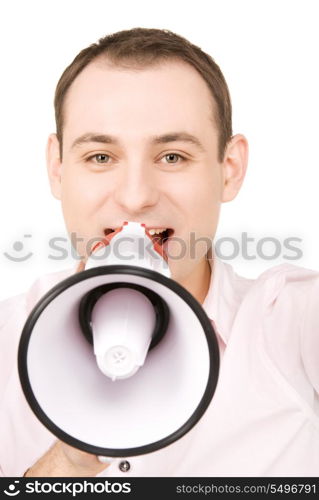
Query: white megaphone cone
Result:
<box><xmin>18</xmin><ymin>222</ymin><xmax>220</xmax><ymax>458</ymax></box>
<box><xmin>83</xmin><ymin>222</ymin><xmax>170</xmax><ymax>381</ymax></box>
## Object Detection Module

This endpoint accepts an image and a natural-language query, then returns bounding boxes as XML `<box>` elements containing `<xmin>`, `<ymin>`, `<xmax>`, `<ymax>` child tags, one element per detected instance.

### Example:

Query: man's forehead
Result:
<box><xmin>65</xmin><ymin>58</ymin><xmax>215</xmax><ymax>111</ymax></box>
<box><xmin>62</xmin><ymin>58</ymin><xmax>217</xmax><ymax>146</ymax></box>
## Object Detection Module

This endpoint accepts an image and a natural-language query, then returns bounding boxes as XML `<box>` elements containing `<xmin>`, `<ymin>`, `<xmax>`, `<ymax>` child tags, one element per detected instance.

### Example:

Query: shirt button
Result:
<box><xmin>119</xmin><ymin>460</ymin><xmax>131</xmax><ymax>472</ymax></box>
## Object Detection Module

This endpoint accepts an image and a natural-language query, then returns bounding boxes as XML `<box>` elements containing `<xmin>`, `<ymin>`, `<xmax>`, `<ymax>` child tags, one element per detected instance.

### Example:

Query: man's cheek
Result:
<box><xmin>166</xmin><ymin>238</ymin><xmax>187</xmax><ymax>261</ymax></box>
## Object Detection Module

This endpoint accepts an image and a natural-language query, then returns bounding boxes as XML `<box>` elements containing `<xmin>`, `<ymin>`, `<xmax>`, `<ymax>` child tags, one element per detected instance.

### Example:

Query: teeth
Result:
<box><xmin>149</xmin><ymin>228</ymin><xmax>167</xmax><ymax>236</ymax></box>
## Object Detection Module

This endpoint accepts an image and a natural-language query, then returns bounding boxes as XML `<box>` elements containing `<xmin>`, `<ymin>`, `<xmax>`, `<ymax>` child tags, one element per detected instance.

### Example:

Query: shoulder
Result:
<box><xmin>0</xmin><ymin>292</ymin><xmax>27</xmax><ymax>399</ymax></box>
<box><xmin>0</xmin><ymin>293</ymin><xmax>26</xmax><ymax>330</ymax></box>
<box><xmin>0</xmin><ymin>267</ymin><xmax>75</xmax><ymax>322</ymax></box>
<box><xmin>253</xmin><ymin>262</ymin><xmax>319</xmax><ymax>399</ymax></box>
<box><xmin>254</xmin><ymin>262</ymin><xmax>319</xmax><ymax>309</ymax></box>
<box><xmin>25</xmin><ymin>268</ymin><xmax>76</xmax><ymax>314</ymax></box>
<box><xmin>252</xmin><ymin>262</ymin><xmax>319</xmax><ymax>345</ymax></box>
<box><xmin>295</xmin><ymin>268</ymin><xmax>319</xmax><ymax>395</ymax></box>
<box><xmin>218</xmin><ymin>260</ymin><xmax>319</xmax><ymax>317</ymax></box>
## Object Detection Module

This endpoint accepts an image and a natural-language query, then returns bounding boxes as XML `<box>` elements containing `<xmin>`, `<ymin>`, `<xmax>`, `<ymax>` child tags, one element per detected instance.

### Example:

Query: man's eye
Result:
<box><xmin>90</xmin><ymin>154</ymin><xmax>110</xmax><ymax>164</ymax></box>
<box><xmin>163</xmin><ymin>153</ymin><xmax>183</xmax><ymax>164</ymax></box>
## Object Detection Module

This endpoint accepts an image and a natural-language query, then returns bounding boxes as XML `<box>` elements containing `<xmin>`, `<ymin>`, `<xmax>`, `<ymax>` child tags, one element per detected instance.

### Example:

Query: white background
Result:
<box><xmin>0</xmin><ymin>0</ymin><xmax>318</xmax><ymax>301</ymax></box>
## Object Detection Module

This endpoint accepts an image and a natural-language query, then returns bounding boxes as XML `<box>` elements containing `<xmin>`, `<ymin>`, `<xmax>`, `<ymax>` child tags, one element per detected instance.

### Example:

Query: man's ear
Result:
<box><xmin>221</xmin><ymin>134</ymin><xmax>248</xmax><ymax>203</ymax></box>
<box><xmin>46</xmin><ymin>133</ymin><xmax>62</xmax><ymax>200</ymax></box>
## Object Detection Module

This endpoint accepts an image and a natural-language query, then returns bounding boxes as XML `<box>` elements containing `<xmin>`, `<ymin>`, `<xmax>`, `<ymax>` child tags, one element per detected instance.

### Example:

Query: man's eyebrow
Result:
<box><xmin>151</xmin><ymin>132</ymin><xmax>205</xmax><ymax>152</ymax></box>
<box><xmin>71</xmin><ymin>131</ymin><xmax>205</xmax><ymax>151</ymax></box>
<box><xmin>71</xmin><ymin>134</ymin><xmax>119</xmax><ymax>149</ymax></box>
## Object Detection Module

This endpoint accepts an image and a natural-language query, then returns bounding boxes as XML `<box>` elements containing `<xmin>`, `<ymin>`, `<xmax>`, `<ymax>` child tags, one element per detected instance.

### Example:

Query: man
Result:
<box><xmin>1</xmin><ymin>27</ymin><xmax>319</xmax><ymax>477</ymax></box>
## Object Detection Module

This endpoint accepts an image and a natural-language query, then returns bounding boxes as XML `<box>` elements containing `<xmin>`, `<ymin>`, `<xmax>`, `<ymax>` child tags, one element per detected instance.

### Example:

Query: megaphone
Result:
<box><xmin>18</xmin><ymin>222</ymin><xmax>219</xmax><ymax>458</ymax></box>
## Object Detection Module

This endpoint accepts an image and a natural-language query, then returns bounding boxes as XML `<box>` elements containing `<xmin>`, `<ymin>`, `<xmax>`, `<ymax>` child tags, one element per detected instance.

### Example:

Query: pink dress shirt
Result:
<box><xmin>1</xmin><ymin>257</ymin><xmax>319</xmax><ymax>477</ymax></box>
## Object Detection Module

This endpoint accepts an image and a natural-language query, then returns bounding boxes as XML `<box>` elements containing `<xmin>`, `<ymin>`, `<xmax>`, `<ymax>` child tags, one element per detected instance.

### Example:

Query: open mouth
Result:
<box><xmin>146</xmin><ymin>227</ymin><xmax>174</xmax><ymax>247</ymax></box>
<box><xmin>103</xmin><ymin>227</ymin><xmax>174</xmax><ymax>246</ymax></box>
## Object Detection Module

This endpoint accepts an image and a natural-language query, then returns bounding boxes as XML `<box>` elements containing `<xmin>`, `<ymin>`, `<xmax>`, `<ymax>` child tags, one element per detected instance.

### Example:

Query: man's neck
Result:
<box><xmin>179</xmin><ymin>257</ymin><xmax>212</xmax><ymax>304</ymax></box>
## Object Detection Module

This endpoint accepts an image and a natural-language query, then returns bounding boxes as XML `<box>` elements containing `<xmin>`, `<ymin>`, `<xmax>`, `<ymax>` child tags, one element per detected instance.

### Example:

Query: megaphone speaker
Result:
<box><xmin>18</xmin><ymin>222</ymin><xmax>220</xmax><ymax>458</ymax></box>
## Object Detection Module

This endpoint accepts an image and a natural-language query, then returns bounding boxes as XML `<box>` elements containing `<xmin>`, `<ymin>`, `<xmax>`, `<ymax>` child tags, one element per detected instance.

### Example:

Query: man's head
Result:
<box><xmin>47</xmin><ymin>28</ymin><xmax>248</xmax><ymax>298</ymax></box>
<box><xmin>54</xmin><ymin>28</ymin><xmax>233</xmax><ymax>163</ymax></box>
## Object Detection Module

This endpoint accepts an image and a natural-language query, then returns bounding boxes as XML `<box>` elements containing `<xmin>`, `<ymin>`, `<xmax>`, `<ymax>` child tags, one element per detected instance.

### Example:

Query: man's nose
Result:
<box><xmin>113</xmin><ymin>164</ymin><xmax>160</xmax><ymax>215</ymax></box>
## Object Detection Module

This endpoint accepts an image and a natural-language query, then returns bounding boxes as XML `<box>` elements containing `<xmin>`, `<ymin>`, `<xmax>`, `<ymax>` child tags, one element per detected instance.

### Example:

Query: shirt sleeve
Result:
<box><xmin>0</xmin><ymin>271</ymin><xmax>75</xmax><ymax>476</ymax></box>
<box><xmin>0</xmin><ymin>295</ymin><xmax>25</xmax><ymax>400</ymax></box>
<box><xmin>301</xmin><ymin>275</ymin><xmax>319</xmax><ymax>395</ymax></box>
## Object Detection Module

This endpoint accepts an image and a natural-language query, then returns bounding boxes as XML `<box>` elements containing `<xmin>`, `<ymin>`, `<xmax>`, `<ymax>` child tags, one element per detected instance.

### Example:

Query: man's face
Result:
<box><xmin>48</xmin><ymin>59</ymin><xmax>238</xmax><ymax>287</ymax></box>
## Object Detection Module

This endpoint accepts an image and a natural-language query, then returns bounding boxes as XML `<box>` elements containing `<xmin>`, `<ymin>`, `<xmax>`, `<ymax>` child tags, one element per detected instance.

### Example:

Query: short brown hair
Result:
<box><xmin>54</xmin><ymin>27</ymin><xmax>232</xmax><ymax>161</ymax></box>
